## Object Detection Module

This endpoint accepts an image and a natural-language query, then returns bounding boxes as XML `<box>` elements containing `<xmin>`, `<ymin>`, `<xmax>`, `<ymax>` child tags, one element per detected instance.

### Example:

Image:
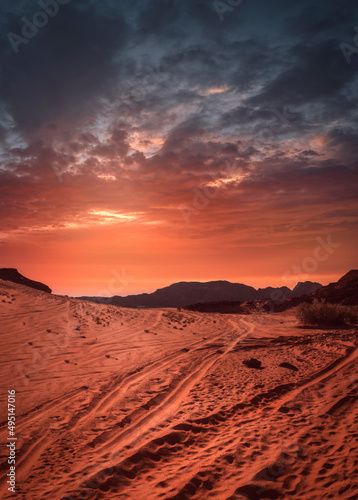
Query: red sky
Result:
<box><xmin>0</xmin><ymin>1</ymin><xmax>357</xmax><ymax>296</ymax></box>
<box><xmin>0</xmin><ymin>170</ymin><xmax>355</xmax><ymax>296</ymax></box>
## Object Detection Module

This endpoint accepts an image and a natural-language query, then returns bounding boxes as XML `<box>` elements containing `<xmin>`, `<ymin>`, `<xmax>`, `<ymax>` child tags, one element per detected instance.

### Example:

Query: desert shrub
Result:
<box><xmin>297</xmin><ymin>300</ymin><xmax>357</xmax><ymax>327</ymax></box>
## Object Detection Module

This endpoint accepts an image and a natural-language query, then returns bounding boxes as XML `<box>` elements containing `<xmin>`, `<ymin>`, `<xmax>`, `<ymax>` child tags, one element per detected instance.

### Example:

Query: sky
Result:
<box><xmin>0</xmin><ymin>0</ymin><xmax>357</xmax><ymax>296</ymax></box>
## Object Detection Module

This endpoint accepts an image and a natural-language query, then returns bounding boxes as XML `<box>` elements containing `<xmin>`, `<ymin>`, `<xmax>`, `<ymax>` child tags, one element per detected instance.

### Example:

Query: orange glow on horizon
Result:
<box><xmin>0</xmin><ymin>216</ymin><xmax>355</xmax><ymax>296</ymax></box>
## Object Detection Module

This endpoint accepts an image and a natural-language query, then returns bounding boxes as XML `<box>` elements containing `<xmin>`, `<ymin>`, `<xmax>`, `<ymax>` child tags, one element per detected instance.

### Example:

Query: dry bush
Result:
<box><xmin>297</xmin><ymin>300</ymin><xmax>357</xmax><ymax>327</ymax></box>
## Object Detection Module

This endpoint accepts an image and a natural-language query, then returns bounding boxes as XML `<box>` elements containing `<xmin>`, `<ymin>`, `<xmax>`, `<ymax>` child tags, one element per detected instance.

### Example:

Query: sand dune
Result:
<box><xmin>0</xmin><ymin>279</ymin><xmax>357</xmax><ymax>499</ymax></box>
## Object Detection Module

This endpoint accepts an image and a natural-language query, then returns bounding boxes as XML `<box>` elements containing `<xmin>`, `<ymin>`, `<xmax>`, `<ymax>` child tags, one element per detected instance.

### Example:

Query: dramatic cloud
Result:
<box><xmin>0</xmin><ymin>0</ymin><xmax>357</xmax><ymax>294</ymax></box>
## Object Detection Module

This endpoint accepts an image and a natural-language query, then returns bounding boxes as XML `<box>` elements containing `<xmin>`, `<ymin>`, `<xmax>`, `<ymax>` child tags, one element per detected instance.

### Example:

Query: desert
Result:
<box><xmin>0</xmin><ymin>274</ymin><xmax>357</xmax><ymax>499</ymax></box>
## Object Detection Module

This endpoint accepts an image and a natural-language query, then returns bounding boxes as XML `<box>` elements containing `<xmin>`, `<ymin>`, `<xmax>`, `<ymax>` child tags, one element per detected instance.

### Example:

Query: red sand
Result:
<box><xmin>0</xmin><ymin>279</ymin><xmax>357</xmax><ymax>499</ymax></box>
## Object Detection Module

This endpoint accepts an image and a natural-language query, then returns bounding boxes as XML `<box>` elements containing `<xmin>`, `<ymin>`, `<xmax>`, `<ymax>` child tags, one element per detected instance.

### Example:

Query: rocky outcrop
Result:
<box><xmin>312</xmin><ymin>270</ymin><xmax>358</xmax><ymax>305</ymax></box>
<box><xmin>243</xmin><ymin>358</ymin><xmax>262</xmax><ymax>369</ymax></box>
<box><xmin>268</xmin><ymin>270</ymin><xmax>358</xmax><ymax>311</ymax></box>
<box><xmin>0</xmin><ymin>269</ymin><xmax>52</xmax><ymax>294</ymax></box>
<box><xmin>291</xmin><ymin>281</ymin><xmax>322</xmax><ymax>298</ymax></box>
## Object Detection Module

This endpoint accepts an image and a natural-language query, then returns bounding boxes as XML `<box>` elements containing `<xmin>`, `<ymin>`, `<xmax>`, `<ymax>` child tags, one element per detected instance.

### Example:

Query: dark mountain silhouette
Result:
<box><xmin>82</xmin><ymin>281</ymin><xmax>256</xmax><ymax>308</ymax></box>
<box><xmin>185</xmin><ymin>300</ymin><xmax>246</xmax><ymax>314</ymax></box>
<box><xmin>311</xmin><ymin>270</ymin><xmax>358</xmax><ymax>305</ymax></box>
<box><xmin>80</xmin><ymin>280</ymin><xmax>321</xmax><ymax>308</ymax></box>
<box><xmin>190</xmin><ymin>271</ymin><xmax>356</xmax><ymax>314</ymax></box>
<box><xmin>264</xmin><ymin>270</ymin><xmax>358</xmax><ymax>311</ymax></box>
<box><xmin>256</xmin><ymin>286</ymin><xmax>291</xmax><ymax>300</ymax></box>
<box><xmin>0</xmin><ymin>268</ymin><xmax>52</xmax><ymax>294</ymax></box>
<box><xmin>291</xmin><ymin>281</ymin><xmax>322</xmax><ymax>298</ymax></box>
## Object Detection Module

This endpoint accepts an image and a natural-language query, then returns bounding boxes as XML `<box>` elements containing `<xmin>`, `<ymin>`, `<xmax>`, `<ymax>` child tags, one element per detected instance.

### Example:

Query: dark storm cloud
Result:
<box><xmin>0</xmin><ymin>1</ymin><xmax>128</xmax><ymax>133</ymax></box>
<box><xmin>283</xmin><ymin>1</ymin><xmax>355</xmax><ymax>40</ymax></box>
<box><xmin>136</xmin><ymin>0</ymin><xmax>246</xmax><ymax>42</ymax></box>
<box><xmin>326</xmin><ymin>128</ymin><xmax>358</xmax><ymax>165</ymax></box>
<box><xmin>137</xmin><ymin>0</ymin><xmax>184</xmax><ymax>38</ymax></box>
<box><xmin>248</xmin><ymin>39</ymin><xmax>357</xmax><ymax>108</ymax></box>
<box><xmin>1</xmin><ymin>0</ymin><xmax>357</xmax><ymax>139</ymax></box>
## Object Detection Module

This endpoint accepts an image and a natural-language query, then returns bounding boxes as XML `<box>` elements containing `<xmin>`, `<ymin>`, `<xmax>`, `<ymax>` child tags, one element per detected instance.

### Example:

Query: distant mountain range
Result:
<box><xmin>1</xmin><ymin>268</ymin><xmax>356</xmax><ymax>309</ymax></box>
<box><xmin>296</xmin><ymin>269</ymin><xmax>358</xmax><ymax>306</ymax></box>
<box><xmin>79</xmin><ymin>279</ymin><xmax>322</xmax><ymax>308</ymax></box>
<box><xmin>0</xmin><ymin>268</ymin><xmax>52</xmax><ymax>294</ymax></box>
